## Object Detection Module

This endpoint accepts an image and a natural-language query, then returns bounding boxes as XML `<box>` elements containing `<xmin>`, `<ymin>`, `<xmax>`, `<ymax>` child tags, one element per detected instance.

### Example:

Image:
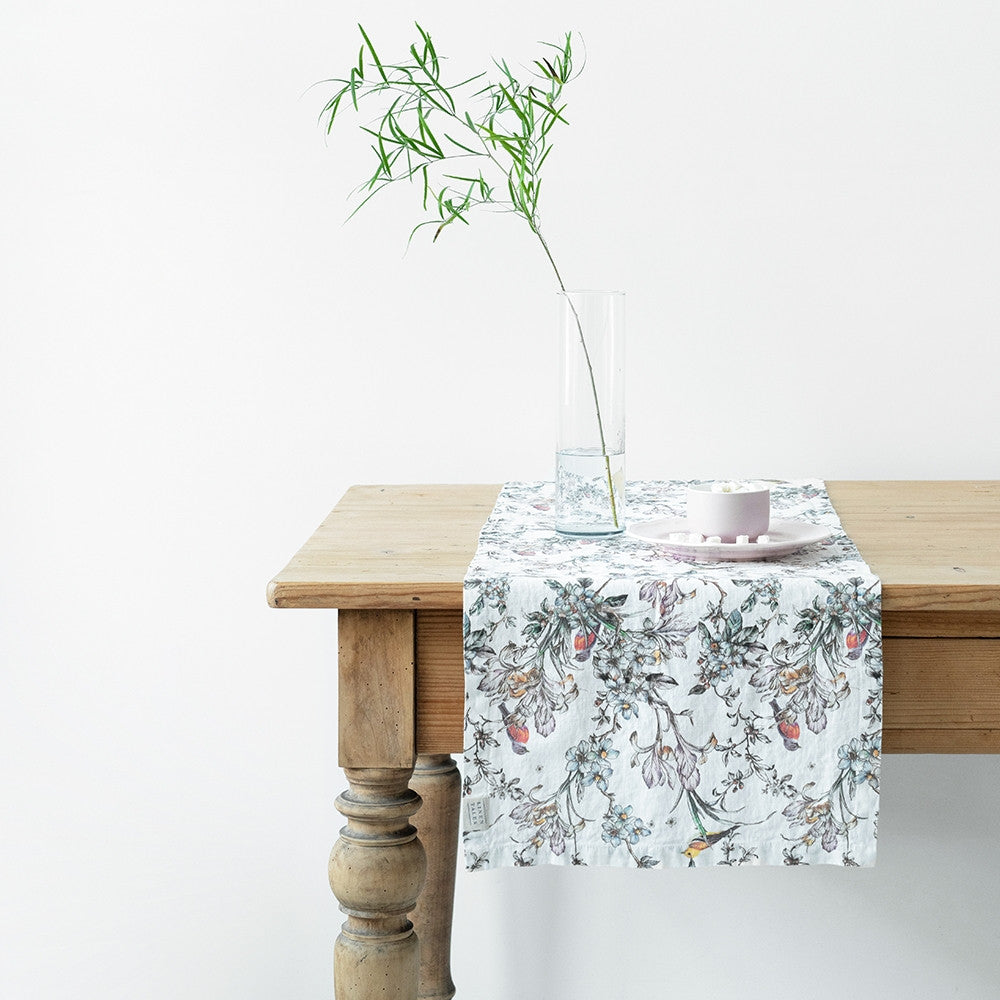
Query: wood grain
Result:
<box><xmin>329</xmin><ymin>767</ymin><xmax>425</xmax><ymax>1000</ymax></box>
<box><xmin>415</xmin><ymin>611</ymin><xmax>466</xmax><ymax>756</ymax></box>
<box><xmin>827</xmin><ymin>481</ymin><xmax>1000</xmax><ymax>617</ymax></box>
<box><xmin>883</xmin><ymin>638</ymin><xmax>1000</xmax><ymax>729</ymax></box>
<box><xmin>882</xmin><ymin>611</ymin><xmax>1000</xmax><ymax>638</ymax></box>
<box><xmin>267</xmin><ymin>485</ymin><xmax>500</xmax><ymax>610</ymax></box>
<box><xmin>882</xmin><ymin>730</ymin><xmax>1000</xmax><ymax>753</ymax></box>
<box><xmin>338</xmin><ymin>609</ymin><xmax>416</xmax><ymax>770</ymax></box>
<box><xmin>409</xmin><ymin>755</ymin><xmax>460</xmax><ymax>1000</ymax></box>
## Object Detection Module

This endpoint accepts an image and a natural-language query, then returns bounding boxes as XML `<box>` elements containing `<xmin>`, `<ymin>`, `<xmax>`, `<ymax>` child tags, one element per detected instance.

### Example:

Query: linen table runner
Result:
<box><xmin>462</xmin><ymin>480</ymin><xmax>882</xmax><ymax>870</ymax></box>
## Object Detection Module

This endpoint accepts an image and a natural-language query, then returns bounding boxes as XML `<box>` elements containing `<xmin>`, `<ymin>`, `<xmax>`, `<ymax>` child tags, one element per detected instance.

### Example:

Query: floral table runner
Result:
<box><xmin>462</xmin><ymin>480</ymin><xmax>882</xmax><ymax>869</ymax></box>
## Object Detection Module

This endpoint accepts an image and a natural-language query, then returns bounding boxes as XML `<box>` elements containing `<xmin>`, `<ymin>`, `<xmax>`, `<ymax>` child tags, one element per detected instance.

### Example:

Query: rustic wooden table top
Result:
<box><xmin>268</xmin><ymin>481</ymin><xmax>1000</xmax><ymax>636</ymax></box>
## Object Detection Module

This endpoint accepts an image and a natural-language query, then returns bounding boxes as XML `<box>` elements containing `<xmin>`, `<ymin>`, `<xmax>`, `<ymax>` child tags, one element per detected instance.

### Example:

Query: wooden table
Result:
<box><xmin>268</xmin><ymin>482</ymin><xmax>1000</xmax><ymax>1000</ymax></box>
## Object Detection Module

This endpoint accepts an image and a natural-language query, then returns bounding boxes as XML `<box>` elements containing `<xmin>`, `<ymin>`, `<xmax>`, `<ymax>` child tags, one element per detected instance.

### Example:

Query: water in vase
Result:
<box><xmin>555</xmin><ymin>448</ymin><xmax>625</xmax><ymax>536</ymax></box>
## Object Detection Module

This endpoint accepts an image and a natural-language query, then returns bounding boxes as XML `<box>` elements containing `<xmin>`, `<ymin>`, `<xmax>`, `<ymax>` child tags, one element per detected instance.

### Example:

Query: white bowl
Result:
<box><xmin>686</xmin><ymin>481</ymin><xmax>770</xmax><ymax>543</ymax></box>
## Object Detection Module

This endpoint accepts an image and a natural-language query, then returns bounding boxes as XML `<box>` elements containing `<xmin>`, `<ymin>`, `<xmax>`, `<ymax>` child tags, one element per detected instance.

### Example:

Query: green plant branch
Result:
<box><xmin>320</xmin><ymin>24</ymin><xmax>619</xmax><ymax>528</ymax></box>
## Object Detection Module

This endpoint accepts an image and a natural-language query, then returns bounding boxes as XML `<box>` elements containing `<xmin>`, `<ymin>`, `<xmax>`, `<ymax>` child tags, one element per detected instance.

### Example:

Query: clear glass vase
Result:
<box><xmin>555</xmin><ymin>290</ymin><xmax>625</xmax><ymax>535</ymax></box>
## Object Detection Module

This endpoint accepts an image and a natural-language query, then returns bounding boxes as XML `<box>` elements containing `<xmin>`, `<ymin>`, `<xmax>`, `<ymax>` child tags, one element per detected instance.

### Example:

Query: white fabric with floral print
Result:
<box><xmin>462</xmin><ymin>480</ymin><xmax>882</xmax><ymax>869</ymax></box>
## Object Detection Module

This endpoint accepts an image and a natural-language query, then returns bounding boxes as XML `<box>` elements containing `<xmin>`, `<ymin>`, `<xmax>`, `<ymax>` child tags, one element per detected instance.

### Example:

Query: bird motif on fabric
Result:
<box><xmin>500</xmin><ymin>703</ymin><xmax>530</xmax><ymax>754</ymax></box>
<box><xmin>846</xmin><ymin>628</ymin><xmax>869</xmax><ymax>660</ymax></box>
<box><xmin>572</xmin><ymin>630</ymin><xmax>597</xmax><ymax>662</ymax></box>
<box><xmin>682</xmin><ymin>826</ymin><xmax>739</xmax><ymax>866</ymax></box>
<box><xmin>682</xmin><ymin>796</ymin><xmax>740</xmax><ymax>866</ymax></box>
<box><xmin>770</xmin><ymin>698</ymin><xmax>801</xmax><ymax>751</ymax></box>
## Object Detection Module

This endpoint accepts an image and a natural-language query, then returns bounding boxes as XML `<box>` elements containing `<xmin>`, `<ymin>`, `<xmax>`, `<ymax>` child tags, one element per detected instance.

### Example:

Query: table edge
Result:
<box><xmin>267</xmin><ymin>481</ymin><xmax>1000</xmax><ymax>614</ymax></box>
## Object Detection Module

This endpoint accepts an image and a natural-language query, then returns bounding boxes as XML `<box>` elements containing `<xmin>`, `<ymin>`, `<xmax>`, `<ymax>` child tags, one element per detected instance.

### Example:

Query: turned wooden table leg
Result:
<box><xmin>410</xmin><ymin>754</ymin><xmax>461</xmax><ymax>1000</ymax></box>
<box><xmin>330</xmin><ymin>768</ymin><xmax>426</xmax><ymax>1000</ymax></box>
<box><xmin>333</xmin><ymin>609</ymin><xmax>424</xmax><ymax>1000</ymax></box>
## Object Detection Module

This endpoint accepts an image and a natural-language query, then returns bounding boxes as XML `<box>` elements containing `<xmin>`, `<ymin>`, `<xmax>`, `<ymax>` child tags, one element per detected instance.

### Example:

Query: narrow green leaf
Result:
<box><xmin>349</xmin><ymin>68</ymin><xmax>360</xmax><ymax>111</ymax></box>
<box><xmin>443</xmin><ymin>132</ymin><xmax>481</xmax><ymax>156</ymax></box>
<box><xmin>523</xmin><ymin>97</ymin><xmax>536</xmax><ymax>133</ymax></box>
<box><xmin>376</xmin><ymin>134</ymin><xmax>391</xmax><ymax>177</ymax></box>
<box><xmin>383</xmin><ymin>105</ymin><xmax>409</xmax><ymax>147</ymax></box>
<box><xmin>414</xmin><ymin>23</ymin><xmax>439</xmax><ymax>76</ymax></box>
<box><xmin>410</xmin><ymin>80</ymin><xmax>450</xmax><ymax>115</ymax></box>
<box><xmin>498</xmin><ymin>84</ymin><xmax>528</xmax><ymax>128</ymax></box>
<box><xmin>359</xmin><ymin>125</ymin><xmax>401</xmax><ymax>148</ymax></box>
<box><xmin>539</xmin><ymin>105</ymin><xmax>568</xmax><ymax>137</ymax></box>
<box><xmin>416</xmin><ymin>99</ymin><xmax>428</xmax><ymax>143</ymax></box>
<box><xmin>407</xmin><ymin>45</ymin><xmax>456</xmax><ymax>114</ymax></box>
<box><xmin>383</xmin><ymin>105</ymin><xmax>437</xmax><ymax>159</ymax></box>
<box><xmin>494</xmin><ymin>57</ymin><xmax>517</xmax><ymax>89</ymax></box>
<box><xmin>407</xmin><ymin>217</ymin><xmax>439</xmax><ymax>249</ymax></box>
<box><xmin>453</xmin><ymin>71</ymin><xmax>487</xmax><ymax>89</ymax></box>
<box><xmin>387</xmin><ymin>146</ymin><xmax>405</xmax><ymax>175</ymax></box>
<box><xmin>478</xmin><ymin>128</ymin><xmax>520</xmax><ymax>159</ymax></box>
<box><xmin>525</xmin><ymin>93</ymin><xmax>568</xmax><ymax>125</ymax></box>
<box><xmin>358</xmin><ymin>24</ymin><xmax>388</xmax><ymax>83</ymax></box>
<box><xmin>345</xmin><ymin>179</ymin><xmax>393</xmax><ymax>222</ymax></box>
<box><xmin>414</xmin><ymin>102</ymin><xmax>444</xmax><ymax>157</ymax></box>
<box><xmin>507</xmin><ymin>174</ymin><xmax>518</xmax><ymax>206</ymax></box>
<box><xmin>497</xmin><ymin>137</ymin><xmax>521</xmax><ymax>159</ymax></box>
<box><xmin>321</xmin><ymin>89</ymin><xmax>346</xmax><ymax>130</ymax></box>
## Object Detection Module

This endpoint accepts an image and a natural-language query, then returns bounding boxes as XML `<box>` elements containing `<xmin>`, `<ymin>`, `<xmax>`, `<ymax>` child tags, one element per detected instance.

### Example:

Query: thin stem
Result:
<box><xmin>535</xmin><ymin>227</ymin><xmax>620</xmax><ymax>530</ymax></box>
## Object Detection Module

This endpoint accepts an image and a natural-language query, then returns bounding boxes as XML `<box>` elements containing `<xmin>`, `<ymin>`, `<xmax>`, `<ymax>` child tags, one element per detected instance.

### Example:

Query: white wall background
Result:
<box><xmin>3</xmin><ymin>2</ymin><xmax>999</xmax><ymax>998</ymax></box>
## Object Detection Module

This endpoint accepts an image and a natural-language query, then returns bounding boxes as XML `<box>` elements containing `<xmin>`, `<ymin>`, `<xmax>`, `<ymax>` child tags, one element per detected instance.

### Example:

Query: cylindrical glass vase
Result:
<box><xmin>555</xmin><ymin>290</ymin><xmax>625</xmax><ymax>535</ymax></box>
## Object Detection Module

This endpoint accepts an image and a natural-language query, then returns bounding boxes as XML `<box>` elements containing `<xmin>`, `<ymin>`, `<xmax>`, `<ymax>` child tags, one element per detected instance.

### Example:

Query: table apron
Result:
<box><xmin>413</xmin><ymin>610</ymin><xmax>1000</xmax><ymax>756</ymax></box>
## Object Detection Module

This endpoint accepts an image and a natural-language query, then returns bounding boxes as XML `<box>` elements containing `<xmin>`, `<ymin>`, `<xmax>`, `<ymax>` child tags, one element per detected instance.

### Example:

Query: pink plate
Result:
<box><xmin>627</xmin><ymin>517</ymin><xmax>833</xmax><ymax>562</ymax></box>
